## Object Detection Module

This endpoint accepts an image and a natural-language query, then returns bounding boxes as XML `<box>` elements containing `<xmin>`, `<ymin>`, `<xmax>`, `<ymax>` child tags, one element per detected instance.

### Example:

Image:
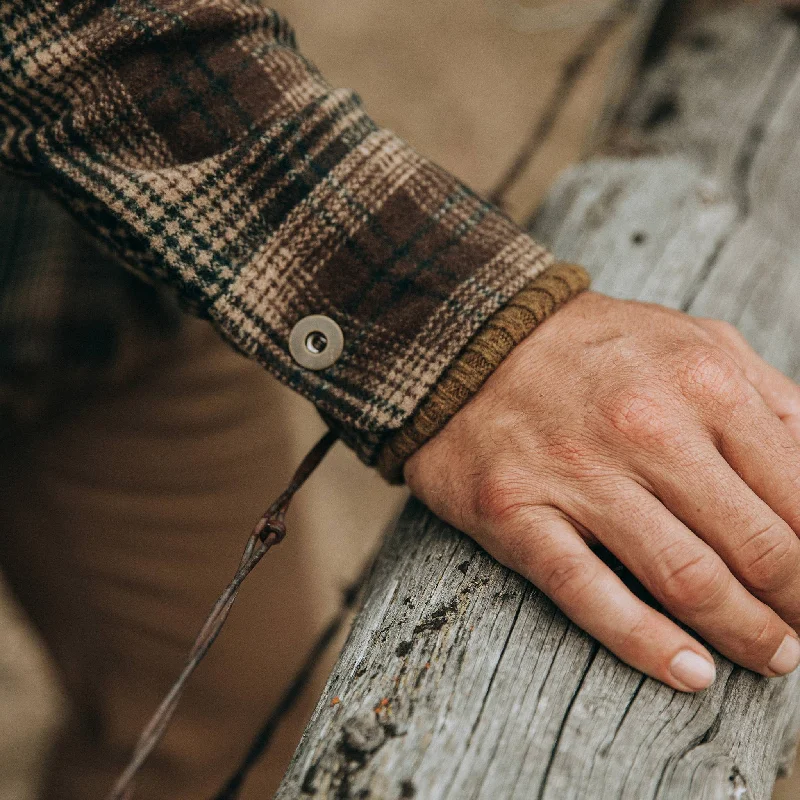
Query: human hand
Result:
<box><xmin>405</xmin><ymin>291</ymin><xmax>800</xmax><ymax>692</ymax></box>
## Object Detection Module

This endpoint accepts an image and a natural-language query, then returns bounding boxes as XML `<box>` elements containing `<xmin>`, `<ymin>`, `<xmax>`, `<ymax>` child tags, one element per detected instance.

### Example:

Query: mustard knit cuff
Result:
<box><xmin>376</xmin><ymin>261</ymin><xmax>591</xmax><ymax>483</ymax></box>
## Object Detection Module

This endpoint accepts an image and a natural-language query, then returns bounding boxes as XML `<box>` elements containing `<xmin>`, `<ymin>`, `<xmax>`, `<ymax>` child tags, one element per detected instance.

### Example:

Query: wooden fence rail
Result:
<box><xmin>277</xmin><ymin>4</ymin><xmax>800</xmax><ymax>798</ymax></box>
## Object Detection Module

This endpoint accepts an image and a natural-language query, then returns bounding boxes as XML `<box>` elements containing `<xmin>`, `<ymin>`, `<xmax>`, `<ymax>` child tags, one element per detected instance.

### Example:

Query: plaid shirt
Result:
<box><xmin>0</xmin><ymin>1</ymin><xmax>586</xmax><ymax>469</ymax></box>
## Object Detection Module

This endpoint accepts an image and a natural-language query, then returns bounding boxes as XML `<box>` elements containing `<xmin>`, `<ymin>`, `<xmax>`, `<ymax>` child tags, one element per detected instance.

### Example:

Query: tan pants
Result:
<box><xmin>0</xmin><ymin>304</ymin><xmax>402</xmax><ymax>798</ymax></box>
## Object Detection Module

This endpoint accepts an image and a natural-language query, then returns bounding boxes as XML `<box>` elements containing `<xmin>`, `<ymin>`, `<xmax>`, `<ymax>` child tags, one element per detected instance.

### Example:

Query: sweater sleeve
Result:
<box><xmin>0</xmin><ymin>1</ymin><xmax>589</xmax><ymax>471</ymax></box>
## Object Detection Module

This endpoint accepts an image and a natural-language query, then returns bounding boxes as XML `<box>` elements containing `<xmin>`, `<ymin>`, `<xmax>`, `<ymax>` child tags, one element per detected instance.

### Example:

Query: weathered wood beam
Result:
<box><xmin>278</xmin><ymin>6</ymin><xmax>800</xmax><ymax>798</ymax></box>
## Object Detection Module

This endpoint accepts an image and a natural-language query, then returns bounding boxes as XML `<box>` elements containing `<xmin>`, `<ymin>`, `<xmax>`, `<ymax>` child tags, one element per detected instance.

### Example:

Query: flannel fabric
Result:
<box><xmin>0</xmin><ymin>172</ymin><xmax>182</xmax><ymax>432</ymax></box>
<box><xmin>0</xmin><ymin>1</ymin><xmax>586</xmax><ymax>466</ymax></box>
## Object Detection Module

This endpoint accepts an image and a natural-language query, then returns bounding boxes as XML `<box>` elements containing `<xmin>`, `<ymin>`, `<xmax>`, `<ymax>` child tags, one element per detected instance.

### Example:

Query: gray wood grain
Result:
<box><xmin>278</xmin><ymin>7</ymin><xmax>800</xmax><ymax>799</ymax></box>
<box><xmin>583</xmin><ymin>0</ymin><xmax>675</xmax><ymax>155</ymax></box>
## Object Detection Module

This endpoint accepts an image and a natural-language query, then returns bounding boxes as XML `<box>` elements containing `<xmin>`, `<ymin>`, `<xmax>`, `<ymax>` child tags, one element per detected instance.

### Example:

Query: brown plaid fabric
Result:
<box><xmin>0</xmin><ymin>1</ymin><xmax>585</xmax><ymax>465</ymax></box>
<box><xmin>0</xmin><ymin>171</ymin><xmax>183</xmax><ymax>432</ymax></box>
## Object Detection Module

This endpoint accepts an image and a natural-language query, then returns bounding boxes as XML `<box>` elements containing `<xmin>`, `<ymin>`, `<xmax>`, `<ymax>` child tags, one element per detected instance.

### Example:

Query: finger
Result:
<box><xmin>490</xmin><ymin>507</ymin><xmax>718</xmax><ymax>692</ymax></box>
<box><xmin>567</xmin><ymin>481</ymin><xmax>800</xmax><ymax>678</ymax></box>
<box><xmin>640</xmin><ymin>442</ymin><xmax>800</xmax><ymax>630</ymax></box>
<box><xmin>697</xmin><ymin>319</ymin><xmax>800</xmax><ymax>440</ymax></box>
<box><xmin>715</xmin><ymin>383</ymin><xmax>800</xmax><ymax>537</ymax></box>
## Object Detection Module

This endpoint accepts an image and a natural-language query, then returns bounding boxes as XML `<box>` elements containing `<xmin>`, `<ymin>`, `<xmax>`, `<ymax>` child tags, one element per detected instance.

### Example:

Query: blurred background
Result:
<box><xmin>1</xmin><ymin>0</ymin><xmax>797</xmax><ymax>798</ymax></box>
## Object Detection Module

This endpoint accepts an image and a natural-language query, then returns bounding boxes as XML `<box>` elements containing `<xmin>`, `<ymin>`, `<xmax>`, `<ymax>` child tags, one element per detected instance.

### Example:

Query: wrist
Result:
<box><xmin>378</xmin><ymin>261</ymin><xmax>591</xmax><ymax>483</ymax></box>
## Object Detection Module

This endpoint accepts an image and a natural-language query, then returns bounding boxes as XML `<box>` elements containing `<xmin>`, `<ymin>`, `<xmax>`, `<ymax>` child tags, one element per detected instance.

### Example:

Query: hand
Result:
<box><xmin>404</xmin><ymin>291</ymin><xmax>800</xmax><ymax>692</ymax></box>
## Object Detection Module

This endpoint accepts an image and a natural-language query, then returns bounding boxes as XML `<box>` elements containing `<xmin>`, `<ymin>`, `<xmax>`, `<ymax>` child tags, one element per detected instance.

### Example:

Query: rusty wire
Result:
<box><xmin>212</xmin><ymin>560</ymin><xmax>373</xmax><ymax>799</ymax></box>
<box><xmin>106</xmin><ymin>429</ymin><xmax>339</xmax><ymax>800</ymax></box>
<box><xmin>487</xmin><ymin>0</ymin><xmax>629</xmax><ymax>210</ymax></box>
<box><xmin>486</xmin><ymin>0</ymin><xmax>620</xmax><ymax>33</ymax></box>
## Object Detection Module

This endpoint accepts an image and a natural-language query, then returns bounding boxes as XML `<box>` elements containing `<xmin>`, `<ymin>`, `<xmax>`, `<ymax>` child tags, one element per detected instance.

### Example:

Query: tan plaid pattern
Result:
<box><xmin>0</xmin><ymin>171</ymin><xmax>183</xmax><ymax>433</ymax></box>
<box><xmin>0</xmin><ymin>1</ymin><xmax>565</xmax><ymax>464</ymax></box>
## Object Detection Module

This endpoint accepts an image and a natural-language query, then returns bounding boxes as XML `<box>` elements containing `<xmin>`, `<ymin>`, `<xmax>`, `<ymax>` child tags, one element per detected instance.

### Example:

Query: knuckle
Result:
<box><xmin>655</xmin><ymin>541</ymin><xmax>729</xmax><ymax>613</ymax></box>
<box><xmin>473</xmin><ymin>464</ymin><xmax>529</xmax><ymax>525</ymax></box>
<box><xmin>613</xmin><ymin>612</ymin><xmax>652</xmax><ymax>654</ymax></box>
<box><xmin>748</xmin><ymin>615</ymin><xmax>777</xmax><ymax>660</ymax></box>
<box><xmin>541</xmin><ymin>552</ymin><xmax>598</xmax><ymax>604</ymax></box>
<box><xmin>675</xmin><ymin>345</ymin><xmax>743</xmax><ymax>400</ymax></box>
<box><xmin>737</xmin><ymin>521</ymin><xmax>797</xmax><ymax>593</ymax></box>
<box><xmin>599</xmin><ymin>387</ymin><xmax>673</xmax><ymax>446</ymax></box>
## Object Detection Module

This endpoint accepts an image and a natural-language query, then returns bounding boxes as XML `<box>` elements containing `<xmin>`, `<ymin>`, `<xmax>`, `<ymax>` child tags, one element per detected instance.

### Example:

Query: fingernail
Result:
<box><xmin>669</xmin><ymin>650</ymin><xmax>716</xmax><ymax>690</ymax></box>
<box><xmin>768</xmin><ymin>635</ymin><xmax>800</xmax><ymax>675</ymax></box>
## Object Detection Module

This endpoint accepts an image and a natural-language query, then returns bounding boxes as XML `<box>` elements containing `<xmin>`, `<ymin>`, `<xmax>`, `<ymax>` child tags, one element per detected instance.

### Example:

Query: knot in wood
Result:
<box><xmin>342</xmin><ymin>714</ymin><xmax>386</xmax><ymax>756</ymax></box>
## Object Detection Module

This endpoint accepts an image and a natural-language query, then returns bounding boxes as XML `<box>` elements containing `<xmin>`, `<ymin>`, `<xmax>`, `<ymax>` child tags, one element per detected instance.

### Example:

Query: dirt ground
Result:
<box><xmin>1</xmin><ymin>1</ymin><xmax>798</xmax><ymax>798</ymax></box>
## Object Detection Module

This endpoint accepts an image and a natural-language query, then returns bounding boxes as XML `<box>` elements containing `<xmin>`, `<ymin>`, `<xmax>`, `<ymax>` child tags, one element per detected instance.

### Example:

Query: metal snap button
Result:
<box><xmin>288</xmin><ymin>314</ymin><xmax>344</xmax><ymax>370</ymax></box>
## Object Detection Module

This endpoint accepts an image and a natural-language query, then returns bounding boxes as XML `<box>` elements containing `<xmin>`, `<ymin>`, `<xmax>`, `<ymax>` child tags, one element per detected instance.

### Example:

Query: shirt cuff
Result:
<box><xmin>375</xmin><ymin>262</ymin><xmax>591</xmax><ymax>483</ymax></box>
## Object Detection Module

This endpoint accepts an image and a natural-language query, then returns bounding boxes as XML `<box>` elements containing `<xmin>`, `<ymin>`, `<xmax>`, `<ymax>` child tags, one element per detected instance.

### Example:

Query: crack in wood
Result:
<box><xmin>465</xmin><ymin>592</ymin><xmax>526</xmax><ymax>751</ymax></box>
<box><xmin>536</xmin><ymin>642</ymin><xmax>601</xmax><ymax>800</ymax></box>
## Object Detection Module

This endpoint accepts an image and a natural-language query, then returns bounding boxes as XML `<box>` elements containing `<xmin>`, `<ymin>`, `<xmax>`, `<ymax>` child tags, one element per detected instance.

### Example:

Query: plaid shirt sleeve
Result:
<box><xmin>0</xmin><ymin>1</ymin><xmax>588</xmax><ymax>473</ymax></box>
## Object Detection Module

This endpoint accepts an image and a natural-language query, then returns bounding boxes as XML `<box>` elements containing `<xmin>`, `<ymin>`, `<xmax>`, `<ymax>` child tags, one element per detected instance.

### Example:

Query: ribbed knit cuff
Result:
<box><xmin>376</xmin><ymin>262</ymin><xmax>591</xmax><ymax>483</ymax></box>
